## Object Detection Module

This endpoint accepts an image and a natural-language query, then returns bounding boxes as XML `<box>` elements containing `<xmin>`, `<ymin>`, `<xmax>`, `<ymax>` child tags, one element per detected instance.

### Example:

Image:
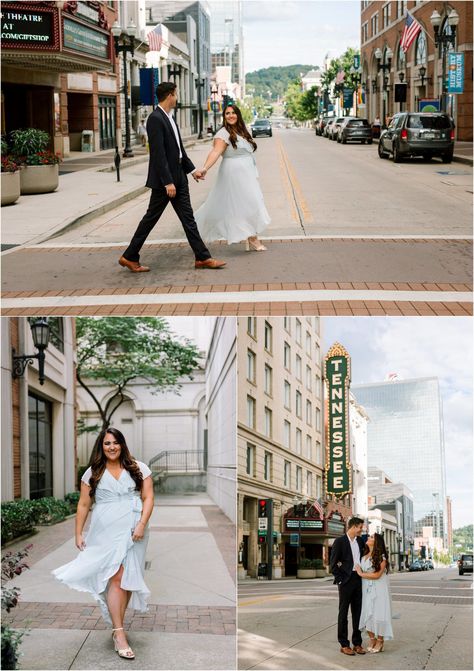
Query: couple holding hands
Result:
<box><xmin>119</xmin><ymin>81</ymin><xmax>270</xmax><ymax>274</ymax></box>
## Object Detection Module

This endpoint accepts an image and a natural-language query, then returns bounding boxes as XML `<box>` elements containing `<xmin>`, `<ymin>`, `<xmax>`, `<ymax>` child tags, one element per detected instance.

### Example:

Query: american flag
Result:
<box><xmin>148</xmin><ymin>24</ymin><xmax>163</xmax><ymax>52</ymax></box>
<box><xmin>335</xmin><ymin>69</ymin><xmax>345</xmax><ymax>85</ymax></box>
<box><xmin>400</xmin><ymin>12</ymin><xmax>422</xmax><ymax>53</ymax></box>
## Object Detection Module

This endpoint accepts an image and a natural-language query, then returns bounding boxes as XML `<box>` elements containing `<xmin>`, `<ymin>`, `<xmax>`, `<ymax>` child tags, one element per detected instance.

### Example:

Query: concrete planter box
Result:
<box><xmin>1</xmin><ymin>170</ymin><xmax>21</xmax><ymax>205</ymax></box>
<box><xmin>297</xmin><ymin>568</ymin><xmax>317</xmax><ymax>579</ymax></box>
<box><xmin>315</xmin><ymin>569</ymin><xmax>327</xmax><ymax>578</ymax></box>
<box><xmin>20</xmin><ymin>164</ymin><xmax>59</xmax><ymax>194</ymax></box>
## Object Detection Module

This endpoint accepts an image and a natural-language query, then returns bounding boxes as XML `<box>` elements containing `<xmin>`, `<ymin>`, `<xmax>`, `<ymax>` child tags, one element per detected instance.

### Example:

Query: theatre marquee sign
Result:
<box><xmin>324</xmin><ymin>343</ymin><xmax>352</xmax><ymax>498</ymax></box>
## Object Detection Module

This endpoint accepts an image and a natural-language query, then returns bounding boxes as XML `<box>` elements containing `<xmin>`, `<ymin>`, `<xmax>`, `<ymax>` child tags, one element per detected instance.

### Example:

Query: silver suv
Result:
<box><xmin>378</xmin><ymin>112</ymin><xmax>455</xmax><ymax>163</ymax></box>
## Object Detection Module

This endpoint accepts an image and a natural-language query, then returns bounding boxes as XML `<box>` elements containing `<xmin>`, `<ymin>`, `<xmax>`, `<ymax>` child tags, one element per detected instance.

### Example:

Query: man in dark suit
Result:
<box><xmin>330</xmin><ymin>516</ymin><xmax>367</xmax><ymax>656</ymax></box>
<box><xmin>119</xmin><ymin>82</ymin><xmax>225</xmax><ymax>272</ymax></box>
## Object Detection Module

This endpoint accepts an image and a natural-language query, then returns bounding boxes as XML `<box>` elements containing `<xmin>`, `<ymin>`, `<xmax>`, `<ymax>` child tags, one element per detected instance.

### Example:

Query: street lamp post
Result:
<box><xmin>210</xmin><ymin>83</ymin><xmax>219</xmax><ymax>133</ymax></box>
<box><xmin>112</xmin><ymin>20</ymin><xmax>137</xmax><ymax>158</ymax></box>
<box><xmin>430</xmin><ymin>8</ymin><xmax>459</xmax><ymax>113</ymax></box>
<box><xmin>375</xmin><ymin>47</ymin><xmax>392</xmax><ymax>127</ymax></box>
<box><xmin>12</xmin><ymin>318</ymin><xmax>50</xmax><ymax>385</ymax></box>
<box><xmin>349</xmin><ymin>66</ymin><xmax>362</xmax><ymax>118</ymax></box>
<box><xmin>195</xmin><ymin>76</ymin><xmax>206</xmax><ymax>140</ymax></box>
<box><xmin>398</xmin><ymin>71</ymin><xmax>405</xmax><ymax>112</ymax></box>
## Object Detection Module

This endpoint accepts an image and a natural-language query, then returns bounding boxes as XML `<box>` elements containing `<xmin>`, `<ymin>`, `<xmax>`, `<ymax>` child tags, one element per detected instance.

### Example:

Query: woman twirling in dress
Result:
<box><xmin>194</xmin><ymin>104</ymin><xmax>271</xmax><ymax>251</ymax></box>
<box><xmin>52</xmin><ymin>427</ymin><xmax>154</xmax><ymax>660</ymax></box>
<box><xmin>355</xmin><ymin>533</ymin><xmax>394</xmax><ymax>653</ymax></box>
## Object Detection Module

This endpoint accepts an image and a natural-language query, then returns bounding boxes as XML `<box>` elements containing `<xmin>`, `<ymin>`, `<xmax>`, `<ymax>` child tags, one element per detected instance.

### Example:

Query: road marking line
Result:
<box><xmin>276</xmin><ymin>136</ymin><xmax>314</xmax><ymax>228</ymax></box>
<box><xmin>2</xmin><ymin>289</ymin><xmax>471</xmax><ymax>309</ymax></box>
<box><xmin>277</xmin><ymin>140</ymin><xmax>299</xmax><ymax>224</ymax></box>
<box><xmin>239</xmin><ymin>595</ymin><xmax>285</xmax><ymax>606</ymax></box>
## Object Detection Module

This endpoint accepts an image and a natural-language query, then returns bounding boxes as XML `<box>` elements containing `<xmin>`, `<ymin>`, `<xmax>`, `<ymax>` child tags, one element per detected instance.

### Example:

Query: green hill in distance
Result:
<box><xmin>245</xmin><ymin>65</ymin><xmax>320</xmax><ymax>101</ymax></box>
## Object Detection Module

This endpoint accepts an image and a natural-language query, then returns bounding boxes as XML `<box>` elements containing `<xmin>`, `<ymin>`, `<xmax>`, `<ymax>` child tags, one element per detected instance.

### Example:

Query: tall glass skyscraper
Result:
<box><xmin>207</xmin><ymin>0</ymin><xmax>244</xmax><ymax>93</ymax></box>
<box><xmin>352</xmin><ymin>378</ymin><xmax>447</xmax><ymax>543</ymax></box>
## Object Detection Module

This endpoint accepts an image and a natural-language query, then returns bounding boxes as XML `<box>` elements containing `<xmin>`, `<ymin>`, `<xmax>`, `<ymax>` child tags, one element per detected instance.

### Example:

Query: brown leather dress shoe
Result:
<box><xmin>353</xmin><ymin>645</ymin><xmax>366</xmax><ymax>655</ymax></box>
<box><xmin>118</xmin><ymin>256</ymin><xmax>150</xmax><ymax>273</ymax></box>
<box><xmin>340</xmin><ymin>647</ymin><xmax>356</xmax><ymax>656</ymax></box>
<box><xmin>195</xmin><ymin>258</ymin><xmax>226</xmax><ymax>269</ymax></box>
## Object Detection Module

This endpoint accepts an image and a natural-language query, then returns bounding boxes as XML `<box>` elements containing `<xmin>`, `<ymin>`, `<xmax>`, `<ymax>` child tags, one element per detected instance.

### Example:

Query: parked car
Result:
<box><xmin>323</xmin><ymin>118</ymin><xmax>336</xmax><ymax>138</ymax></box>
<box><xmin>458</xmin><ymin>554</ymin><xmax>473</xmax><ymax>575</ymax></box>
<box><xmin>252</xmin><ymin>119</ymin><xmax>272</xmax><ymax>138</ymax></box>
<box><xmin>327</xmin><ymin>116</ymin><xmax>346</xmax><ymax>140</ymax></box>
<box><xmin>338</xmin><ymin>117</ymin><xmax>373</xmax><ymax>144</ymax></box>
<box><xmin>408</xmin><ymin>560</ymin><xmax>425</xmax><ymax>572</ymax></box>
<box><xmin>378</xmin><ymin>112</ymin><xmax>455</xmax><ymax>163</ymax></box>
<box><xmin>316</xmin><ymin>115</ymin><xmax>331</xmax><ymax>136</ymax></box>
<box><xmin>425</xmin><ymin>559</ymin><xmax>434</xmax><ymax>570</ymax></box>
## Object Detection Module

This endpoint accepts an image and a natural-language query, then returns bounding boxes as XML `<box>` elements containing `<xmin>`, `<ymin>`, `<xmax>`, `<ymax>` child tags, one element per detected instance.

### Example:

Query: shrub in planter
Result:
<box><xmin>30</xmin><ymin>497</ymin><xmax>70</xmax><ymax>525</ymax></box>
<box><xmin>10</xmin><ymin>129</ymin><xmax>61</xmax><ymax>194</ymax></box>
<box><xmin>1</xmin><ymin>156</ymin><xmax>21</xmax><ymax>207</ymax></box>
<box><xmin>1</xmin><ymin>501</ymin><xmax>36</xmax><ymax>544</ymax></box>
<box><xmin>10</xmin><ymin>128</ymin><xmax>49</xmax><ymax>157</ymax></box>
<box><xmin>64</xmin><ymin>491</ymin><xmax>80</xmax><ymax>512</ymax></box>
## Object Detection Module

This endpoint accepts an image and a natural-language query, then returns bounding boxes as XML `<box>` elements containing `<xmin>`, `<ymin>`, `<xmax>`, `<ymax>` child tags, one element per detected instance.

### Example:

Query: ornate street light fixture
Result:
<box><xmin>430</xmin><ymin>8</ymin><xmax>459</xmax><ymax>112</ymax></box>
<box><xmin>12</xmin><ymin>318</ymin><xmax>50</xmax><ymax>385</ymax></box>
<box><xmin>375</xmin><ymin>47</ymin><xmax>392</xmax><ymax>126</ymax></box>
<box><xmin>210</xmin><ymin>82</ymin><xmax>219</xmax><ymax>133</ymax></box>
<box><xmin>418</xmin><ymin>64</ymin><xmax>427</xmax><ymax>88</ymax></box>
<box><xmin>112</xmin><ymin>19</ymin><xmax>137</xmax><ymax>158</ymax></box>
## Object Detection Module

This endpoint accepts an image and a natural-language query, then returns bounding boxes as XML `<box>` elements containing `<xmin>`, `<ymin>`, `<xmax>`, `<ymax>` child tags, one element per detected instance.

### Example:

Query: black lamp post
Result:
<box><xmin>398</xmin><ymin>71</ymin><xmax>405</xmax><ymax>112</ymax></box>
<box><xmin>419</xmin><ymin>64</ymin><xmax>427</xmax><ymax>88</ymax></box>
<box><xmin>12</xmin><ymin>318</ymin><xmax>50</xmax><ymax>385</ymax></box>
<box><xmin>210</xmin><ymin>83</ymin><xmax>219</xmax><ymax>133</ymax></box>
<box><xmin>349</xmin><ymin>66</ymin><xmax>361</xmax><ymax>117</ymax></box>
<box><xmin>375</xmin><ymin>47</ymin><xmax>393</xmax><ymax>127</ymax></box>
<box><xmin>195</xmin><ymin>76</ymin><xmax>206</xmax><ymax>139</ymax></box>
<box><xmin>430</xmin><ymin>8</ymin><xmax>459</xmax><ymax>112</ymax></box>
<box><xmin>112</xmin><ymin>20</ymin><xmax>137</xmax><ymax>158</ymax></box>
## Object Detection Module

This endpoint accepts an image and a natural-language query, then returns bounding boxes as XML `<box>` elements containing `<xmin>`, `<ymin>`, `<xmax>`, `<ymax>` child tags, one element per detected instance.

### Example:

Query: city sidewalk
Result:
<box><xmin>2</xmin><ymin>493</ymin><xmax>236</xmax><ymax>670</ymax></box>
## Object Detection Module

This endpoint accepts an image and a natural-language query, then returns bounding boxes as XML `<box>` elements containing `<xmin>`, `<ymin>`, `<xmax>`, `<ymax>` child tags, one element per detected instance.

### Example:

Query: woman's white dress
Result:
<box><xmin>52</xmin><ymin>461</ymin><xmax>151</xmax><ymax>624</ymax></box>
<box><xmin>359</xmin><ymin>555</ymin><xmax>394</xmax><ymax>639</ymax></box>
<box><xmin>194</xmin><ymin>127</ymin><xmax>271</xmax><ymax>244</ymax></box>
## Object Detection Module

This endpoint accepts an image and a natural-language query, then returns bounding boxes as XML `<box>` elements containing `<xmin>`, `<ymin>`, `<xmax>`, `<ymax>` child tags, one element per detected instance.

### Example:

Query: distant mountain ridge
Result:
<box><xmin>245</xmin><ymin>65</ymin><xmax>319</xmax><ymax>100</ymax></box>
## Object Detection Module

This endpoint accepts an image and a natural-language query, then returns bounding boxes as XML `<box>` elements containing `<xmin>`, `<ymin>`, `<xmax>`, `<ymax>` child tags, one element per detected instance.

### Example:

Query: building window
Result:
<box><xmin>247</xmin><ymin>349</ymin><xmax>256</xmax><ymax>383</ymax></box>
<box><xmin>315</xmin><ymin>341</ymin><xmax>320</xmax><ymax>361</ymax></box>
<box><xmin>284</xmin><ymin>342</ymin><xmax>291</xmax><ymax>370</ymax></box>
<box><xmin>305</xmin><ymin>332</ymin><xmax>311</xmax><ymax>356</ymax></box>
<box><xmin>315</xmin><ymin>374</ymin><xmax>321</xmax><ymax>398</ymax></box>
<box><xmin>306</xmin><ymin>471</ymin><xmax>312</xmax><ymax>497</ymax></box>
<box><xmin>284</xmin><ymin>460</ymin><xmax>291</xmax><ymax>488</ymax></box>
<box><xmin>284</xmin><ymin>420</ymin><xmax>291</xmax><ymax>449</ymax></box>
<box><xmin>295</xmin><ymin>319</ymin><xmax>302</xmax><ymax>345</ymax></box>
<box><xmin>315</xmin><ymin>407</ymin><xmax>321</xmax><ymax>431</ymax></box>
<box><xmin>306</xmin><ymin>365</ymin><xmax>312</xmax><ymax>391</ymax></box>
<box><xmin>296</xmin><ymin>354</ymin><xmax>302</xmax><ymax>380</ymax></box>
<box><xmin>247</xmin><ymin>317</ymin><xmax>256</xmax><ymax>338</ymax></box>
<box><xmin>246</xmin><ymin>443</ymin><xmax>255</xmax><ymax>476</ymax></box>
<box><xmin>306</xmin><ymin>434</ymin><xmax>312</xmax><ymax>460</ymax></box>
<box><xmin>316</xmin><ymin>439</ymin><xmax>323</xmax><ymax>465</ymax></box>
<box><xmin>362</xmin><ymin>21</ymin><xmax>368</xmax><ymax>44</ymax></box>
<box><xmin>306</xmin><ymin>399</ymin><xmax>312</xmax><ymax>426</ymax></box>
<box><xmin>295</xmin><ymin>390</ymin><xmax>302</xmax><ymax>418</ymax></box>
<box><xmin>382</xmin><ymin>3</ymin><xmax>390</xmax><ymax>28</ymax></box>
<box><xmin>264</xmin><ymin>407</ymin><xmax>273</xmax><ymax>437</ymax></box>
<box><xmin>415</xmin><ymin>31</ymin><xmax>427</xmax><ymax>65</ymax></box>
<box><xmin>371</xmin><ymin>13</ymin><xmax>379</xmax><ymax>37</ymax></box>
<box><xmin>264</xmin><ymin>321</ymin><xmax>272</xmax><ymax>352</ymax></box>
<box><xmin>316</xmin><ymin>474</ymin><xmax>323</xmax><ymax>499</ymax></box>
<box><xmin>397</xmin><ymin>42</ymin><xmax>406</xmax><ymax>71</ymax></box>
<box><xmin>28</xmin><ymin>393</ymin><xmax>53</xmax><ymax>499</ymax></box>
<box><xmin>247</xmin><ymin>395</ymin><xmax>256</xmax><ymax>429</ymax></box>
<box><xmin>284</xmin><ymin>380</ymin><xmax>291</xmax><ymax>409</ymax></box>
<box><xmin>264</xmin><ymin>451</ymin><xmax>272</xmax><ymax>481</ymax></box>
<box><xmin>296</xmin><ymin>466</ymin><xmax>302</xmax><ymax>492</ymax></box>
<box><xmin>284</xmin><ymin>317</ymin><xmax>291</xmax><ymax>333</ymax></box>
<box><xmin>397</xmin><ymin>1</ymin><xmax>407</xmax><ymax>18</ymax></box>
<box><xmin>98</xmin><ymin>96</ymin><xmax>117</xmax><ymax>150</ymax></box>
<box><xmin>296</xmin><ymin>428</ymin><xmax>302</xmax><ymax>455</ymax></box>
<box><xmin>264</xmin><ymin>364</ymin><xmax>273</xmax><ymax>396</ymax></box>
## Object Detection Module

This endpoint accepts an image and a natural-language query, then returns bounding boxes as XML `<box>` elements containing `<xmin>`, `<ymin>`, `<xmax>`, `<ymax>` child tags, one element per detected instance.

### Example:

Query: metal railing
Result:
<box><xmin>149</xmin><ymin>450</ymin><xmax>205</xmax><ymax>476</ymax></box>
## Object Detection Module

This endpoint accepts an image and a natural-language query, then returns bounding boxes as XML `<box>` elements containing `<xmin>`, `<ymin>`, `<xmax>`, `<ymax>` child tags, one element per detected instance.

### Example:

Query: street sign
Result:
<box><xmin>343</xmin><ymin>88</ymin><xmax>353</xmax><ymax>108</ymax></box>
<box><xmin>258</xmin><ymin>518</ymin><xmax>268</xmax><ymax>530</ymax></box>
<box><xmin>290</xmin><ymin>533</ymin><xmax>300</xmax><ymax>547</ymax></box>
<box><xmin>447</xmin><ymin>52</ymin><xmax>464</xmax><ymax>94</ymax></box>
<box><xmin>419</xmin><ymin>99</ymin><xmax>441</xmax><ymax>113</ymax></box>
<box><xmin>353</xmin><ymin>55</ymin><xmax>360</xmax><ymax>70</ymax></box>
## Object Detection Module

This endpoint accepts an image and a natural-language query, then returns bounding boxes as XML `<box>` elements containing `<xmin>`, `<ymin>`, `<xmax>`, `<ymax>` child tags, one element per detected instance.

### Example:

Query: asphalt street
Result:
<box><xmin>238</xmin><ymin>567</ymin><xmax>473</xmax><ymax>670</ymax></box>
<box><xmin>2</xmin><ymin>129</ymin><xmax>472</xmax><ymax>315</ymax></box>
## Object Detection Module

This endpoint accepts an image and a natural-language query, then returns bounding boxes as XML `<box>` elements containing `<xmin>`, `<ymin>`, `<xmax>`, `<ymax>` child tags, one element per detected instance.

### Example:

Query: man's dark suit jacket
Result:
<box><xmin>145</xmin><ymin>106</ymin><xmax>195</xmax><ymax>189</ymax></box>
<box><xmin>330</xmin><ymin>534</ymin><xmax>366</xmax><ymax>586</ymax></box>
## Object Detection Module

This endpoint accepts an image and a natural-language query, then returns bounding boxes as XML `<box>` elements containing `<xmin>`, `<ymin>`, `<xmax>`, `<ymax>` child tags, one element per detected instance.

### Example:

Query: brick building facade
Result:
<box><xmin>360</xmin><ymin>1</ymin><xmax>473</xmax><ymax>140</ymax></box>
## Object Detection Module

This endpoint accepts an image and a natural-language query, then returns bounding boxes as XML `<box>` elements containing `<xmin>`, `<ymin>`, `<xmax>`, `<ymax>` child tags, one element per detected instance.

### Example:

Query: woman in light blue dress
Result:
<box><xmin>194</xmin><ymin>104</ymin><xmax>270</xmax><ymax>250</ymax></box>
<box><xmin>355</xmin><ymin>533</ymin><xmax>394</xmax><ymax>653</ymax></box>
<box><xmin>52</xmin><ymin>427</ymin><xmax>154</xmax><ymax>660</ymax></box>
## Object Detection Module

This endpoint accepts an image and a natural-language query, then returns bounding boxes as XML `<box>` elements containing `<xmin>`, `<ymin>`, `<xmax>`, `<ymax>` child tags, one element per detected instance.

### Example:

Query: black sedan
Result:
<box><xmin>252</xmin><ymin>119</ymin><xmax>272</xmax><ymax>138</ymax></box>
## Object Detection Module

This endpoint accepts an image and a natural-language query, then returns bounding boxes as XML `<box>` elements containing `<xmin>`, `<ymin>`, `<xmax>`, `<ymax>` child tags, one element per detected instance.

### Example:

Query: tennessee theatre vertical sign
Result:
<box><xmin>324</xmin><ymin>343</ymin><xmax>352</xmax><ymax>498</ymax></box>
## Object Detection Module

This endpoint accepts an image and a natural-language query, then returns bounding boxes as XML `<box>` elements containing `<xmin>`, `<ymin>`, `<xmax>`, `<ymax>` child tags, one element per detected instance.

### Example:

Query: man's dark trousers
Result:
<box><xmin>337</xmin><ymin>572</ymin><xmax>363</xmax><ymax>648</ymax></box>
<box><xmin>122</xmin><ymin>165</ymin><xmax>211</xmax><ymax>263</ymax></box>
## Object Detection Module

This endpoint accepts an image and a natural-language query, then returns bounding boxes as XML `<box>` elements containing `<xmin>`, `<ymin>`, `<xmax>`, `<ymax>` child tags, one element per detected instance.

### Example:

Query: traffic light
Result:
<box><xmin>258</xmin><ymin>499</ymin><xmax>268</xmax><ymax>517</ymax></box>
<box><xmin>258</xmin><ymin>532</ymin><xmax>266</xmax><ymax>544</ymax></box>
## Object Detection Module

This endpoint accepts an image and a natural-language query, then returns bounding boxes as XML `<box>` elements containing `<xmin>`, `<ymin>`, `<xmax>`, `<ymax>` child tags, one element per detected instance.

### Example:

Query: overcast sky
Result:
<box><xmin>242</xmin><ymin>0</ymin><xmax>361</xmax><ymax>73</ymax></box>
<box><xmin>322</xmin><ymin>317</ymin><xmax>473</xmax><ymax>529</ymax></box>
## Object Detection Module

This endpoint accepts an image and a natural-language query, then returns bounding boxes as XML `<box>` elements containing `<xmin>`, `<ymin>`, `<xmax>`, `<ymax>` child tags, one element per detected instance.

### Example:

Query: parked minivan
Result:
<box><xmin>378</xmin><ymin>112</ymin><xmax>455</xmax><ymax>163</ymax></box>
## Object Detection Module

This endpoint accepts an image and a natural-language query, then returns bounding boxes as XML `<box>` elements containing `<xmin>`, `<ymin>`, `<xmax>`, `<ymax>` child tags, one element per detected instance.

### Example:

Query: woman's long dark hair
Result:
<box><xmin>222</xmin><ymin>104</ymin><xmax>257</xmax><ymax>152</ymax></box>
<box><xmin>362</xmin><ymin>532</ymin><xmax>390</xmax><ymax>573</ymax></box>
<box><xmin>88</xmin><ymin>427</ymin><xmax>143</xmax><ymax>498</ymax></box>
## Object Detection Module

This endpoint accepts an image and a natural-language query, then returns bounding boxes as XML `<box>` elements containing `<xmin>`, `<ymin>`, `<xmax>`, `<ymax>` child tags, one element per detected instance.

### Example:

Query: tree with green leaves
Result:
<box><xmin>76</xmin><ymin>318</ymin><xmax>201</xmax><ymax>444</ymax></box>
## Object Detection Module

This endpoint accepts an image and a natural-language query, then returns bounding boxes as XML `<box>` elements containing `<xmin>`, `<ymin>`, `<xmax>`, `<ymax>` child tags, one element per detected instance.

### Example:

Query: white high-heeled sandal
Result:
<box><xmin>112</xmin><ymin>627</ymin><xmax>135</xmax><ymax>659</ymax></box>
